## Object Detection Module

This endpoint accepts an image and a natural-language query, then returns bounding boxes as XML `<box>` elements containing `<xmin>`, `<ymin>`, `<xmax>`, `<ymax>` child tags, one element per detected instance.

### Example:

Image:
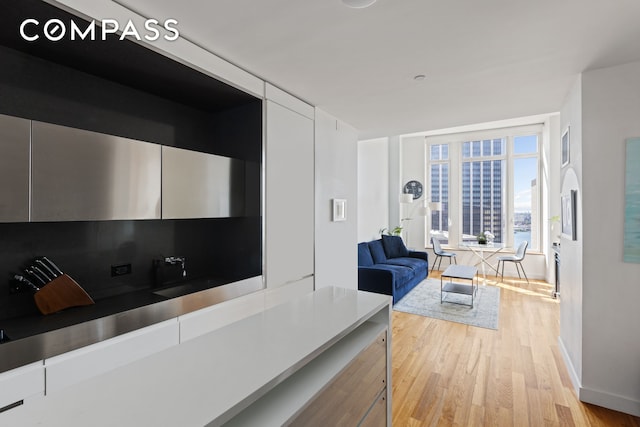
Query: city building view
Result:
<box><xmin>428</xmin><ymin>136</ymin><xmax>539</xmax><ymax>251</ymax></box>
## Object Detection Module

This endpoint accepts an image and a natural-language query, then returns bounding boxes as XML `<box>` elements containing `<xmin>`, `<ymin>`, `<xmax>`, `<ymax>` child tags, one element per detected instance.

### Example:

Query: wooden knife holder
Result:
<box><xmin>34</xmin><ymin>274</ymin><xmax>95</xmax><ymax>315</ymax></box>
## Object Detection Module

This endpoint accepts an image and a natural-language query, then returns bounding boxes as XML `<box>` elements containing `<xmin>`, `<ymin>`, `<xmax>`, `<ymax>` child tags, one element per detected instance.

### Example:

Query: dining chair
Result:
<box><xmin>431</xmin><ymin>237</ymin><xmax>457</xmax><ymax>272</ymax></box>
<box><xmin>496</xmin><ymin>240</ymin><xmax>529</xmax><ymax>283</ymax></box>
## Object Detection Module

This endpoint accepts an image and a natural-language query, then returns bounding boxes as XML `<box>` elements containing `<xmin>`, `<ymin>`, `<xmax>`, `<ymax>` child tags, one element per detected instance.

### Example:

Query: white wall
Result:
<box><xmin>558</xmin><ymin>76</ymin><xmax>584</xmax><ymax>395</ymax></box>
<box><xmin>578</xmin><ymin>61</ymin><xmax>640</xmax><ymax>416</ymax></box>
<box><xmin>388</xmin><ymin>136</ymin><xmax>401</xmax><ymax>232</ymax></box>
<box><xmin>314</xmin><ymin>109</ymin><xmax>358</xmax><ymax>289</ymax></box>
<box><xmin>559</xmin><ymin>62</ymin><xmax>640</xmax><ymax>417</ymax></box>
<box><xmin>544</xmin><ymin>114</ymin><xmax>562</xmax><ymax>284</ymax></box>
<box><xmin>357</xmin><ymin>138</ymin><xmax>389</xmax><ymax>242</ymax></box>
<box><xmin>399</xmin><ymin>136</ymin><xmax>427</xmax><ymax>250</ymax></box>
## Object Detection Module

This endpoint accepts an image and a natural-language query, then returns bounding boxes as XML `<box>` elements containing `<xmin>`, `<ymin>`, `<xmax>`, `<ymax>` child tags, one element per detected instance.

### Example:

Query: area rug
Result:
<box><xmin>394</xmin><ymin>278</ymin><xmax>500</xmax><ymax>330</ymax></box>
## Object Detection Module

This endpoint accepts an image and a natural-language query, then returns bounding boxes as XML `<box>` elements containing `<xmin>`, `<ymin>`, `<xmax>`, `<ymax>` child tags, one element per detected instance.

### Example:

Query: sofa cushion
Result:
<box><xmin>368</xmin><ymin>240</ymin><xmax>387</xmax><ymax>264</ymax></box>
<box><xmin>381</xmin><ymin>234</ymin><xmax>409</xmax><ymax>258</ymax></box>
<box><xmin>357</xmin><ymin>242</ymin><xmax>374</xmax><ymax>267</ymax></box>
<box><xmin>369</xmin><ymin>264</ymin><xmax>414</xmax><ymax>286</ymax></box>
<box><xmin>384</xmin><ymin>257</ymin><xmax>428</xmax><ymax>275</ymax></box>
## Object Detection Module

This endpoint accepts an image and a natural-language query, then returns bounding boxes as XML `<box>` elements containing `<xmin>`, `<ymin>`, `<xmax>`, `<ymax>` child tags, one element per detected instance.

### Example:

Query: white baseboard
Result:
<box><xmin>558</xmin><ymin>336</ymin><xmax>581</xmax><ymax>395</ymax></box>
<box><xmin>580</xmin><ymin>387</ymin><xmax>640</xmax><ymax>417</ymax></box>
<box><xmin>558</xmin><ymin>337</ymin><xmax>640</xmax><ymax>417</ymax></box>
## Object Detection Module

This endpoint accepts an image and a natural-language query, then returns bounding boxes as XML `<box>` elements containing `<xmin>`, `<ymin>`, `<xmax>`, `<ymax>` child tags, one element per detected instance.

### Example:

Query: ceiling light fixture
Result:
<box><xmin>342</xmin><ymin>0</ymin><xmax>377</xmax><ymax>9</ymax></box>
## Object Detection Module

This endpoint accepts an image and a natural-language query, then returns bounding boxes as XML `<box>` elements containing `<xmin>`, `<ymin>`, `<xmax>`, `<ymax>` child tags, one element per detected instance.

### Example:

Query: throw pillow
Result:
<box><xmin>368</xmin><ymin>239</ymin><xmax>388</xmax><ymax>263</ymax></box>
<box><xmin>358</xmin><ymin>242</ymin><xmax>374</xmax><ymax>267</ymax></box>
<box><xmin>381</xmin><ymin>234</ymin><xmax>409</xmax><ymax>258</ymax></box>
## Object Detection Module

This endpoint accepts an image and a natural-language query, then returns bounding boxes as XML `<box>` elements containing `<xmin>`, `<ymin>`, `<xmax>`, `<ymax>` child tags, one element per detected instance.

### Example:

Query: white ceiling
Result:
<box><xmin>120</xmin><ymin>0</ymin><xmax>640</xmax><ymax>139</ymax></box>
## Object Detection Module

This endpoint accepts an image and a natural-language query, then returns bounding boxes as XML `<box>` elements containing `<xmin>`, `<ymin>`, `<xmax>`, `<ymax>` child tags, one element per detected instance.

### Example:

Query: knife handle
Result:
<box><xmin>24</xmin><ymin>268</ymin><xmax>48</xmax><ymax>287</ymax></box>
<box><xmin>40</xmin><ymin>256</ymin><xmax>64</xmax><ymax>276</ymax></box>
<box><xmin>35</xmin><ymin>259</ymin><xmax>59</xmax><ymax>279</ymax></box>
<box><xmin>32</xmin><ymin>265</ymin><xmax>54</xmax><ymax>282</ymax></box>
<box><xmin>14</xmin><ymin>274</ymin><xmax>40</xmax><ymax>292</ymax></box>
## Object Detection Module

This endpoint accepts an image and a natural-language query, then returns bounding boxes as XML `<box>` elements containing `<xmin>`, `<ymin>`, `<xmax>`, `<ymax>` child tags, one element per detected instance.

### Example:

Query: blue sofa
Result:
<box><xmin>357</xmin><ymin>235</ymin><xmax>429</xmax><ymax>303</ymax></box>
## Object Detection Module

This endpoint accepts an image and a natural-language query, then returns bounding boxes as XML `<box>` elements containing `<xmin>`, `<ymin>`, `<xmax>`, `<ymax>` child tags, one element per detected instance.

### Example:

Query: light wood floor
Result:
<box><xmin>391</xmin><ymin>271</ymin><xmax>640</xmax><ymax>426</ymax></box>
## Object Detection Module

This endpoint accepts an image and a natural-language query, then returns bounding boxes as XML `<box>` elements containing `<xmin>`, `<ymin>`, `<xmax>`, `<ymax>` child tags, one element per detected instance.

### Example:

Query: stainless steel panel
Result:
<box><xmin>31</xmin><ymin>122</ymin><xmax>161</xmax><ymax>221</ymax></box>
<box><xmin>162</xmin><ymin>146</ymin><xmax>245</xmax><ymax>219</ymax></box>
<box><xmin>0</xmin><ymin>277</ymin><xmax>263</xmax><ymax>374</ymax></box>
<box><xmin>0</xmin><ymin>114</ymin><xmax>30</xmax><ymax>222</ymax></box>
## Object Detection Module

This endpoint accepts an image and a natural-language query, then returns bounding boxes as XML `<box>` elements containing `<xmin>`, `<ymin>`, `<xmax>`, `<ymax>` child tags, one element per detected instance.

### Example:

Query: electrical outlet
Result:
<box><xmin>111</xmin><ymin>263</ymin><xmax>132</xmax><ymax>277</ymax></box>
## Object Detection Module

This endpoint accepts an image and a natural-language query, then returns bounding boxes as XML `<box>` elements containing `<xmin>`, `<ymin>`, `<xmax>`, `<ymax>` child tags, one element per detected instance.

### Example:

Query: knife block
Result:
<box><xmin>34</xmin><ymin>274</ymin><xmax>95</xmax><ymax>315</ymax></box>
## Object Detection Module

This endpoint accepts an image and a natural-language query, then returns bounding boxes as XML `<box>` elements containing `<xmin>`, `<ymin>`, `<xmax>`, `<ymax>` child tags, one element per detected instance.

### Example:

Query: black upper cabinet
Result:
<box><xmin>0</xmin><ymin>0</ymin><xmax>257</xmax><ymax>112</ymax></box>
<box><xmin>0</xmin><ymin>0</ymin><xmax>262</xmax><ymax>160</ymax></box>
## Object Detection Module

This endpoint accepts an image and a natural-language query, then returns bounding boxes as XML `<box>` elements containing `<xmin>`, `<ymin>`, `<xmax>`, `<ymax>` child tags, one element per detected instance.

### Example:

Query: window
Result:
<box><xmin>512</xmin><ymin>135</ymin><xmax>539</xmax><ymax>250</ymax></box>
<box><xmin>430</xmin><ymin>144</ymin><xmax>449</xmax><ymax>244</ymax></box>
<box><xmin>461</xmin><ymin>139</ymin><xmax>505</xmax><ymax>243</ymax></box>
<box><xmin>426</xmin><ymin>125</ymin><xmax>541</xmax><ymax>251</ymax></box>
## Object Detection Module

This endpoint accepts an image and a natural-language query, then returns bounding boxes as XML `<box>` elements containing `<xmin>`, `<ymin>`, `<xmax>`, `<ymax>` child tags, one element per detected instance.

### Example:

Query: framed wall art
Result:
<box><xmin>561</xmin><ymin>190</ymin><xmax>577</xmax><ymax>241</ymax></box>
<box><xmin>561</xmin><ymin>126</ymin><xmax>570</xmax><ymax>167</ymax></box>
<box><xmin>624</xmin><ymin>138</ymin><xmax>640</xmax><ymax>263</ymax></box>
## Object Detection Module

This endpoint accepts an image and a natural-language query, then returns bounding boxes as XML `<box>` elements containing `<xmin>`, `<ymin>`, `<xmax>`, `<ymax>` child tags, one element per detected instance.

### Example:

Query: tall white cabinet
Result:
<box><xmin>314</xmin><ymin>109</ymin><xmax>358</xmax><ymax>289</ymax></box>
<box><xmin>264</xmin><ymin>85</ymin><xmax>315</xmax><ymax>292</ymax></box>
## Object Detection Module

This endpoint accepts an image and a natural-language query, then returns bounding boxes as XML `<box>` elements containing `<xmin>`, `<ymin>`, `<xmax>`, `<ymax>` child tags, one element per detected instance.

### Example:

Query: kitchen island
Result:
<box><xmin>0</xmin><ymin>286</ymin><xmax>391</xmax><ymax>426</ymax></box>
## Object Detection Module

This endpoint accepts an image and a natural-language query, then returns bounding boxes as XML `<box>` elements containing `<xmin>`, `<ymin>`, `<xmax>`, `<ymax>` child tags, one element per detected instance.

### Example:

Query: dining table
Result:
<box><xmin>459</xmin><ymin>241</ymin><xmax>507</xmax><ymax>284</ymax></box>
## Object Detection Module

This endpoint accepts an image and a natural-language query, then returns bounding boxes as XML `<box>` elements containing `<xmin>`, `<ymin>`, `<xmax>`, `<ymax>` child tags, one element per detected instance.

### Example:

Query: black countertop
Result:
<box><xmin>0</xmin><ymin>276</ymin><xmax>262</xmax><ymax>373</ymax></box>
<box><xmin>1</xmin><ymin>289</ymin><xmax>168</xmax><ymax>341</ymax></box>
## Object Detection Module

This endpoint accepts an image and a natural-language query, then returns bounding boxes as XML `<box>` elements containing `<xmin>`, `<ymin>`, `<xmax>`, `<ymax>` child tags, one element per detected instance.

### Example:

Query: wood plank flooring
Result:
<box><xmin>391</xmin><ymin>272</ymin><xmax>640</xmax><ymax>426</ymax></box>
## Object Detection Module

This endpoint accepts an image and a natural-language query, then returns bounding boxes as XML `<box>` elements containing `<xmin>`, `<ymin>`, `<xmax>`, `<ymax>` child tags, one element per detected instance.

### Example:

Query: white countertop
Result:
<box><xmin>2</xmin><ymin>287</ymin><xmax>391</xmax><ymax>426</ymax></box>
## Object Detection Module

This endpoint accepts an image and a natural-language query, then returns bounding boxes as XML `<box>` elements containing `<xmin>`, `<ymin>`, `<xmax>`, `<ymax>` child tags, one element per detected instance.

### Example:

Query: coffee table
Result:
<box><xmin>441</xmin><ymin>264</ymin><xmax>478</xmax><ymax>308</ymax></box>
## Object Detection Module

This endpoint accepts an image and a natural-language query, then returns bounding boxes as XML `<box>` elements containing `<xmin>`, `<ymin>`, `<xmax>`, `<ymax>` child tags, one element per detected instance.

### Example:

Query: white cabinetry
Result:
<box><xmin>0</xmin><ymin>287</ymin><xmax>391</xmax><ymax>427</ymax></box>
<box><xmin>289</xmin><ymin>328</ymin><xmax>387</xmax><ymax>426</ymax></box>
<box><xmin>225</xmin><ymin>323</ymin><xmax>388</xmax><ymax>426</ymax></box>
<box><xmin>265</xmin><ymin>86</ymin><xmax>315</xmax><ymax>290</ymax></box>
<box><xmin>0</xmin><ymin>362</ymin><xmax>44</xmax><ymax>412</ymax></box>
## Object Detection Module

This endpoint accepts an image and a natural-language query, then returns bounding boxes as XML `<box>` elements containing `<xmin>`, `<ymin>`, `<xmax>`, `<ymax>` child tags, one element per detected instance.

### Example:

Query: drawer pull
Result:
<box><xmin>0</xmin><ymin>400</ymin><xmax>23</xmax><ymax>413</ymax></box>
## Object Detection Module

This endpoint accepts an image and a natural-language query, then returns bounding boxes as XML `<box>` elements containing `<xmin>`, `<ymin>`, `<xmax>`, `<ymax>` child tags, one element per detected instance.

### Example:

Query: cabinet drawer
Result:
<box><xmin>0</xmin><ymin>361</ymin><xmax>44</xmax><ymax>411</ymax></box>
<box><xmin>290</xmin><ymin>329</ymin><xmax>387</xmax><ymax>426</ymax></box>
<box><xmin>360</xmin><ymin>390</ymin><xmax>388</xmax><ymax>427</ymax></box>
<box><xmin>45</xmin><ymin>319</ymin><xmax>178</xmax><ymax>393</ymax></box>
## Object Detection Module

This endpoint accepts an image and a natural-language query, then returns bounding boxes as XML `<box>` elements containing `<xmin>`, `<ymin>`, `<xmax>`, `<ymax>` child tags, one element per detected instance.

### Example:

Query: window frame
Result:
<box><xmin>426</xmin><ymin>124</ymin><xmax>542</xmax><ymax>251</ymax></box>
<box><xmin>429</xmin><ymin>144</ymin><xmax>450</xmax><ymax>244</ymax></box>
